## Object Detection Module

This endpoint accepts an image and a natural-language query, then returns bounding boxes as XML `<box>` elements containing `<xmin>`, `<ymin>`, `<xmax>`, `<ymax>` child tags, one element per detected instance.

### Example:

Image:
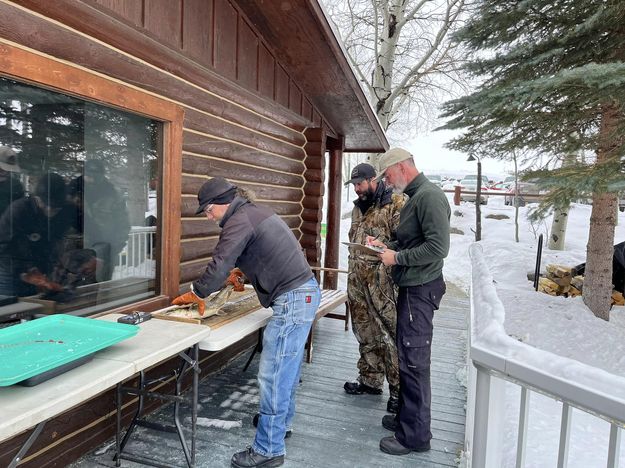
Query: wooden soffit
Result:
<box><xmin>236</xmin><ymin>0</ymin><xmax>388</xmax><ymax>153</ymax></box>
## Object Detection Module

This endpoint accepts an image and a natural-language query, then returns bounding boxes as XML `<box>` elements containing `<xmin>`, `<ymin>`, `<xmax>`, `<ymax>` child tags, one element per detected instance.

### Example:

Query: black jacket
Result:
<box><xmin>193</xmin><ymin>197</ymin><xmax>313</xmax><ymax>307</ymax></box>
<box><xmin>352</xmin><ymin>180</ymin><xmax>394</xmax><ymax>215</ymax></box>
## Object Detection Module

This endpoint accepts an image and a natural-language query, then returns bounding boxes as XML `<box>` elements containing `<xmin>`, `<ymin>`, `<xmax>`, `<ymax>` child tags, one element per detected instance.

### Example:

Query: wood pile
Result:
<box><xmin>537</xmin><ymin>264</ymin><xmax>624</xmax><ymax>306</ymax></box>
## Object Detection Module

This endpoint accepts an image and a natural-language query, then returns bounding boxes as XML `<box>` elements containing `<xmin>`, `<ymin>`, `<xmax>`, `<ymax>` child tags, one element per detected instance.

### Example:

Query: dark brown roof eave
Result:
<box><xmin>305</xmin><ymin>0</ymin><xmax>388</xmax><ymax>152</ymax></box>
<box><xmin>235</xmin><ymin>0</ymin><xmax>388</xmax><ymax>153</ymax></box>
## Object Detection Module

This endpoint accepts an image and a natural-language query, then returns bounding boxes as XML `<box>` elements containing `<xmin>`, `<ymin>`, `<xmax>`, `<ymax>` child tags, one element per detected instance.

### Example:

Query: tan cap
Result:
<box><xmin>377</xmin><ymin>147</ymin><xmax>413</xmax><ymax>178</ymax></box>
<box><xmin>0</xmin><ymin>146</ymin><xmax>20</xmax><ymax>172</ymax></box>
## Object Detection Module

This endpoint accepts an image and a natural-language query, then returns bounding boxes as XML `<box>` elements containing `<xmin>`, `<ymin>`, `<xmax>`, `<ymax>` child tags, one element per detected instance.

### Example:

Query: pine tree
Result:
<box><xmin>439</xmin><ymin>0</ymin><xmax>625</xmax><ymax>320</ymax></box>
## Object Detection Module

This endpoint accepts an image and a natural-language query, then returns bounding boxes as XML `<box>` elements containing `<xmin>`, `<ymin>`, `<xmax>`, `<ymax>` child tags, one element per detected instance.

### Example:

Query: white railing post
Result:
<box><xmin>487</xmin><ymin>375</ymin><xmax>505</xmax><ymax>467</ymax></box>
<box><xmin>515</xmin><ymin>387</ymin><xmax>531</xmax><ymax>468</ymax></box>
<box><xmin>114</xmin><ymin>226</ymin><xmax>156</xmax><ymax>279</ymax></box>
<box><xmin>607</xmin><ymin>424</ymin><xmax>621</xmax><ymax>468</ymax></box>
<box><xmin>472</xmin><ymin>366</ymin><xmax>491</xmax><ymax>468</ymax></box>
<box><xmin>557</xmin><ymin>403</ymin><xmax>572</xmax><ymax>468</ymax></box>
<box><xmin>468</xmin><ymin>243</ymin><xmax>625</xmax><ymax>468</ymax></box>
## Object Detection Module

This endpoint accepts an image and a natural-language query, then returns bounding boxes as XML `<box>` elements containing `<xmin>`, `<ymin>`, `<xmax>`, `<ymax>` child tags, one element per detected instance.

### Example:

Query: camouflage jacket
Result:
<box><xmin>348</xmin><ymin>182</ymin><xmax>405</xmax><ymax>267</ymax></box>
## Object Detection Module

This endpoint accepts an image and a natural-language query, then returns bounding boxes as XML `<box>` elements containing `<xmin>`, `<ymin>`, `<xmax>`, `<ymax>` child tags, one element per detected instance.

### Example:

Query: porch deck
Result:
<box><xmin>71</xmin><ymin>284</ymin><xmax>468</xmax><ymax>468</ymax></box>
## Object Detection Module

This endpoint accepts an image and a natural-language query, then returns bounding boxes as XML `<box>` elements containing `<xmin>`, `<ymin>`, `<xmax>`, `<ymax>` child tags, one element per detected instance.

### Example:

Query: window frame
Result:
<box><xmin>0</xmin><ymin>43</ymin><xmax>184</xmax><ymax>315</ymax></box>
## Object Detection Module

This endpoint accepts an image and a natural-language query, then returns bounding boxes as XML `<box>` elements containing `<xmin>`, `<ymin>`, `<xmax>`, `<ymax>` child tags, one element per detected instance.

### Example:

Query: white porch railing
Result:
<box><xmin>116</xmin><ymin>226</ymin><xmax>156</xmax><ymax>278</ymax></box>
<box><xmin>466</xmin><ymin>243</ymin><xmax>625</xmax><ymax>467</ymax></box>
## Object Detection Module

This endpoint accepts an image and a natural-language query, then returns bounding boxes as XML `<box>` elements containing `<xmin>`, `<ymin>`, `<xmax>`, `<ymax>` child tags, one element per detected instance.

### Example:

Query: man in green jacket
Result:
<box><xmin>368</xmin><ymin>148</ymin><xmax>450</xmax><ymax>456</ymax></box>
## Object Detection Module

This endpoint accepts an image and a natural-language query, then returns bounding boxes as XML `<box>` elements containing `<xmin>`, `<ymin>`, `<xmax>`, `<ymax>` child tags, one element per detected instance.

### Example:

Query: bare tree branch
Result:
<box><xmin>322</xmin><ymin>0</ymin><xmax>469</xmax><ymax>143</ymax></box>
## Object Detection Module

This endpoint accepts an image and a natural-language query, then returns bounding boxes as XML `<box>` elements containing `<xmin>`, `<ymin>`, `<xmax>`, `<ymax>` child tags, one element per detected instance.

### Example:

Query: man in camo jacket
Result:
<box><xmin>343</xmin><ymin>162</ymin><xmax>406</xmax><ymax>413</ymax></box>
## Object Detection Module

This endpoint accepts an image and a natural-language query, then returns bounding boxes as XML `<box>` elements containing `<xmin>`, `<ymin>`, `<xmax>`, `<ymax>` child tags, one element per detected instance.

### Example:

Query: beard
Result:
<box><xmin>356</xmin><ymin>186</ymin><xmax>375</xmax><ymax>201</ymax></box>
<box><xmin>390</xmin><ymin>179</ymin><xmax>407</xmax><ymax>194</ymax></box>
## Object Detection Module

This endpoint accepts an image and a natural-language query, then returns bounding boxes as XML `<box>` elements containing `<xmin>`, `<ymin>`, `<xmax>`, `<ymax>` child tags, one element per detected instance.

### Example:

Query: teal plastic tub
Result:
<box><xmin>0</xmin><ymin>314</ymin><xmax>139</xmax><ymax>386</ymax></box>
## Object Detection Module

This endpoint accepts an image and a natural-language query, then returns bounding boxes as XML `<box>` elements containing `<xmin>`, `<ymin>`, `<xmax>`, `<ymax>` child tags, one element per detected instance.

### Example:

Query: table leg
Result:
<box><xmin>115</xmin><ymin>382</ymin><xmax>121</xmax><ymax>467</ymax></box>
<box><xmin>9</xmin><ymin>421</ymin><xmax>46</xmax><ymax>468</ymax></box>
<box><xmin>192</xmin><ymin>344</ymin><xmax>199</xmax><ymax>467</ymax></box>
<box><xmin>114</xmin><ymin>371</ymin><xmax>145</xmax><ymax>463</ymax></box>
<box><xmin>112</xmin><ymin>347</ymin><xmax>201</xmax><ymax>468</ymax></box>
<box><xmin>243</xmin><ymin>327</ymin><xmax>264</xmax><ymax>371</ymax></box>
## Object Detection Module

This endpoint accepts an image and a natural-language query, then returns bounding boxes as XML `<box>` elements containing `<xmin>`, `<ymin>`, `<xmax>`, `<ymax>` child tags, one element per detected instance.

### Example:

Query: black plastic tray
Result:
<box><xmin>17</xmin><ymin>353</ymin><xmax>95</xmax><ymax>387</ymax></box>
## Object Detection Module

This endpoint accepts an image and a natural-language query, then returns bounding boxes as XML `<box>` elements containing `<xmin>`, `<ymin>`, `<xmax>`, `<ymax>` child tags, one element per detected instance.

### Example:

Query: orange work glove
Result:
<box><xmin>21</xmin><ymin>268</ymin><xmax>64</xmax><ymax>292</ymax></box>
<box><xmin>172</xmin><ymin>290</ymin><xmax>206</xmax><ymax>316</ymax></box>
<box><xmin>226</xmin><ymin>268</ymin><xmax>245</xmax><ymax>292</ymax></box>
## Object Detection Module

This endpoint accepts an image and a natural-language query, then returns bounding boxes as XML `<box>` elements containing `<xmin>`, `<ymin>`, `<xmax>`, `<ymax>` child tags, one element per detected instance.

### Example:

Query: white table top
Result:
<box><xmin>97</xmin><ymin>314</ymin><xmax>211</xmax><ymax>370</ymax></box>
<box><xmin>198</xmin><ymin>307</ymin><xmax>272</xmax><ymax>351</ymax></box>
<box><xmin>0</xmin><ymin>314</ymin><xmax>210</xmax><ymax>442</ymax></box>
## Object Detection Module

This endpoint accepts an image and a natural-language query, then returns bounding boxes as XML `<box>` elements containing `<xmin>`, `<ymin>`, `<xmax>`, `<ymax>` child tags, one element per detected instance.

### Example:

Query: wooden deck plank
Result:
<box><xmin>70</xmin><ymin>284</ymin><xmax>468</xmax><ymax>467</ymax></box>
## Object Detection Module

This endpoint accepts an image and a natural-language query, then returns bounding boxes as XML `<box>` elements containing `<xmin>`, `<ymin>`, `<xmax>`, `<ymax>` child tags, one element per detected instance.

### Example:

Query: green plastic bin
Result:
<box><xmin>0</xmin><ymin>314</ymin><xmax>139</xmax><ymax>386</ymax></box>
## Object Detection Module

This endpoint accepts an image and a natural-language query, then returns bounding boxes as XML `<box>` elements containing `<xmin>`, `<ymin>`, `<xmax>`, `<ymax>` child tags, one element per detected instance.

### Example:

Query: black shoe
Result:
<box><xmin>386</xmin><ymin>395</ymin><xmax>399</xmax><ymax>414</ymax></box>
<box><xmin>343</xmin><ymin>381</ymin><xmax>383</xmax><ymax>395</ymax></box>
<box><xmin>231</xmin><ymin>447</ymin><xmax>284</xmax><ymax>467</ymax></box>
<box><xmin>379</xmin><ymin>436</ymin><xmax>430</xmax><ymax>455</ymax></box>
<box><xmin>252</xmin><ymin>413</ymin><xmax>292</xmax><ymax>438</ymax></box>
<box><xmin>382</xmin><ymin>414</ymin><xmax>398</xmax><ymax>432</ymax></box>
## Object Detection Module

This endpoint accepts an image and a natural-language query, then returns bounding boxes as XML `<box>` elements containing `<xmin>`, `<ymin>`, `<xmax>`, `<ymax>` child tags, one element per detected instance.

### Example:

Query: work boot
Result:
<box><xmin>379</xmin><ymin>436</ymin><xmax>430</xmax><ymax>455</ymax></box>
<box><xmin>252</xmin><ymin>413</ymin><xmax>292</xmax><ymax>438</ymax></box>
<box><xmin>387</xmin><ymin>384</ymin><xmax>399</xmax><ymax>413</ymax></box>
<box><xmin>231</xmin><ymin>446</ymin><xmax>284</xmax><ymax>467</ymax></box>
<box><xmin>382</xmin><ymin>414</ymin><xmax>398</xmax><ymax>432</ymax></box>
<box><xmin>386</xmin><ymin>395</ymin><xmax>399</xmax><ymax>413</ymax></box>
<box><xmin>343</xmin><ymin>381</ymin><xmax>383</xmax><ymax>395</ymax></box>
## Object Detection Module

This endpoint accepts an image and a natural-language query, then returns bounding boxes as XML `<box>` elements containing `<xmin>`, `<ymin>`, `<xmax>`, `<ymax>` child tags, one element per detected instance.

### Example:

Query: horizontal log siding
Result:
<box><xmin>180</xmin><ymin>215</ymin><xmax>302</xmax><ymax>266</ymax></box>
<box><xmin>0</xmin><ymin>0</ymin><xmax>312</xmax><ymax>290</ymax></box>
<box><xmin>13</xmin><ymin>0</ymin><xmax>334</xmax><ymax>135</ymax></box>
<box><xmin>301</xmin><ymin>128</ymin><xmax>326</xmax><ymax>268</ymax></box>
<box><xmin>0</xmin><ymin>1</ymin><xmax>329</xmax><ymax>466</ymax></box>
<box><xmin>183</xmin><ymin>133</ymin><xmax>305</xmax><ymax>174</ymax></box>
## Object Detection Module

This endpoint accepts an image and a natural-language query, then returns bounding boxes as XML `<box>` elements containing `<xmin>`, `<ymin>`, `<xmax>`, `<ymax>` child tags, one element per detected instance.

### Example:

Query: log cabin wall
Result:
<box><xmin>301</xmin><ymin>128</ymin><xmax>326</xmax><ymax>274</ymax></box>
<box><xmin>0</xmin><ymin>0</ymin><xmax>337</xmax><ymax>465</ymax></box>
<box><xmin>2</xmin><ymin>0</ymin><xmax>334</xmax><ymax>289</ymax></box>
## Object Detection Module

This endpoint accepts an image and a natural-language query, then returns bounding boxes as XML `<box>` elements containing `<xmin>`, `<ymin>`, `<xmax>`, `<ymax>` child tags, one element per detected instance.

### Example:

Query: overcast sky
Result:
<box><xmin>406</xmin><ymin>129</ymin><xmax>512</xmax><ymax>181</ymax></box>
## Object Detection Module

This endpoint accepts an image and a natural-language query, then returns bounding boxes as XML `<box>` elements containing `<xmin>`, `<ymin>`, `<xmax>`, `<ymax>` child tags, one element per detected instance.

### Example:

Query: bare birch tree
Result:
<box><xmin>548</xmin><ymin>151</ymin><xmax>577</xmax><ymax>250</ymax></box>
<box><xmin>322</xmin><ymin>0</ymin><xmax>468</xmax><ymax>151</ymax></box>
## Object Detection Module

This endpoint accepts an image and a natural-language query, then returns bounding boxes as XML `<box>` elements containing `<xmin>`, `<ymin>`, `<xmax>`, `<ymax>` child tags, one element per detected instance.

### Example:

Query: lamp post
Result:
<box><xmin>467</xmin><ymin>155</ymin><xmax>482</xmax><ymax>241</ymax></box>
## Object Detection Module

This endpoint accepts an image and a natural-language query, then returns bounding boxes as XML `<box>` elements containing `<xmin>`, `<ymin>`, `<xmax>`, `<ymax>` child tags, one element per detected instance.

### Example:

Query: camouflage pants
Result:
<box><xmin>347</xmin><ymin>261</ymin><xmax>399</xmax><ymax>390</ymax></box>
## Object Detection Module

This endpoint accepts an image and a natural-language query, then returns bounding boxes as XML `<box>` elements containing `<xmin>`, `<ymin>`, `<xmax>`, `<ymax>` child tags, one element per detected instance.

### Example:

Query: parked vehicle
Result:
<box><xmin>426</xmin><ymin>174</ymin><xmax>442</xmax><ymax>187</ymax></box>
<box><xmin>502</xmin><ymin>175</ymin><xmax>516</xmax><ymax>188</ymax></box>
<box><xmin>504</xmin><ymin>181</ymin><xmax>541</xmax><ymax>207</ymax></box>
<box><xmin>460</xmin><ymin>175</ymin><xmax>490</xmax><ymax>204</ymax></box>
<box><xmin>487</xmin><ymin>182</ymin><xmax>508</xmax><ymax>191</ymax></box>
<box><xmin>442</xmin><ymin>181</ymin><xmax>460</xmax><ymax>191</ymax></box>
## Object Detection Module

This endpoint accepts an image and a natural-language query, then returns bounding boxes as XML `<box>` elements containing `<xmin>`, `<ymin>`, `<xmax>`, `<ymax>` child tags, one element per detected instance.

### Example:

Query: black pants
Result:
<box><xmin>395</xmin><ymin>276</ymin><xmax>446</xmax><ymax>448</ymax></box>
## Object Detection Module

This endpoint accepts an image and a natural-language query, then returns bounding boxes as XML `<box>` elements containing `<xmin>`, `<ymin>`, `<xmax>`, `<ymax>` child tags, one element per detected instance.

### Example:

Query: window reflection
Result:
<box><xmin>0</xmin><ymin>77</ymin><xmax>160</xmax><ymax>319</ymax></box>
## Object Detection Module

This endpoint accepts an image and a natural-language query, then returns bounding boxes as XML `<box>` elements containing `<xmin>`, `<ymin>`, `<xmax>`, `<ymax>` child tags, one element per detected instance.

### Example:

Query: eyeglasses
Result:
<box><xmin>204</xmin><ymin>204</ymin><xmax>214</xmax><ymax>215</ymax></box>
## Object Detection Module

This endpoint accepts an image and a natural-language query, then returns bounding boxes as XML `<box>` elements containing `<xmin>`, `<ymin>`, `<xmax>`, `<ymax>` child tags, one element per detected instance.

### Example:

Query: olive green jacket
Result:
<box><xmin>387</xmin><ymin>173</ymin><xmax>450</xmax><ymax>286</ymax></box>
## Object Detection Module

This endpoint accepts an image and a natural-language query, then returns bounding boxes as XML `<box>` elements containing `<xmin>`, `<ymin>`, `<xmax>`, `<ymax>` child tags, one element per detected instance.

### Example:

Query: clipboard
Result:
<box><xmin>341</xmin><ymin>242</ymin><xmax>384</xmax><ymax>255</ymax></box>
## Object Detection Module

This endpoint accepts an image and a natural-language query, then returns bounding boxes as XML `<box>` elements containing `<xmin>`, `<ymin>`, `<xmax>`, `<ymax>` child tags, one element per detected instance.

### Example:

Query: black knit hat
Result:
<box><xmin>344</xmin><ymin>163</ymin><xmax>376</xmax><ymax>186</ymax></box>
<box><xmin>196</xmin><ymin>177</ymin><xmax>237</xmax><ymax>214</ymax></box>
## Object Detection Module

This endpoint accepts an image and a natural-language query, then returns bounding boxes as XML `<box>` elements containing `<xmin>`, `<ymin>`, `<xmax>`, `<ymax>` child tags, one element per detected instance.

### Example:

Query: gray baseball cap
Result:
<box><xmin>0</xmin><ymin>146</ymin><xmax>20</xmax><ymax>172</ymax></box>
<box><xmin>376</xmin><ymin>148</ymin><xmax>413</xmax><ymax>179</ymax></box>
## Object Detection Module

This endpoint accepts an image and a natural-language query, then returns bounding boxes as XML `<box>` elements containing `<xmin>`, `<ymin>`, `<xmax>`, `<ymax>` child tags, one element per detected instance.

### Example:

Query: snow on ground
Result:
<box><xmin>446</xmin><ymin>195</ymin><xmax>625</xmax><ymax>375</ymax></box>
<box><xmin>450</xmin><ymin>196</ymin><xmax>625</xmax><ymax>468</ymax></box>
<box><xmin>193</xmin><ymin>418</ymin><xmax>243</xmax><ymax>430</ymax></box>
<box><xmin>335</xmin><ymin>188</ymin><xmax>625</xmax><ymax>467</ymax></box>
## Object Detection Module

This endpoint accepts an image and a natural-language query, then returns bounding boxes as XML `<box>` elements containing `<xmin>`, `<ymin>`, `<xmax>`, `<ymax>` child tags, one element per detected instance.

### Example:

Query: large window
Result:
<box><xmin>0</xmin><ymin>76</ymin><xmax>161</xmax><ymax>316</ymax></box>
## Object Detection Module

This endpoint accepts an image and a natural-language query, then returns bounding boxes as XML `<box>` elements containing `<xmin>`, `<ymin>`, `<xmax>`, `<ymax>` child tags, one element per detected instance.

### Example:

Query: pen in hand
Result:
<box><xmin>366</xmin><ymin>234</ymin><xmax>382</xmax><ymax>247</ymax></box>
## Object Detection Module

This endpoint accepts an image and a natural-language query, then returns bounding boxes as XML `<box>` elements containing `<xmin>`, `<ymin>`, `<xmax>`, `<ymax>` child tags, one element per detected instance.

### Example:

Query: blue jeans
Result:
<box><xmin>252</xmin><ymin>277</ymin><xmax>321</xmax><ymax>457</ymax></box>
